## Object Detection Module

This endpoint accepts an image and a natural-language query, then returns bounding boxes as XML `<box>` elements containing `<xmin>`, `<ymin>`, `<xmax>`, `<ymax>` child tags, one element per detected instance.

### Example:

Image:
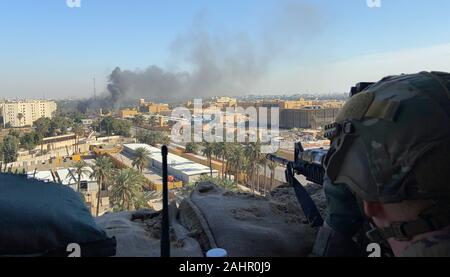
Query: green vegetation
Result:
<box><xmin>91</xmin><ymin>158</ymin><xmax>150</xmax><ymax>213</ymax></box>
<box><xmin>97</xmin><ymin>116</ymin><xmax>131</xmax><ymax>137</ymax></box>
<box><xmin>90</xmin><ymin>156</ymin><xmax>114</xmax><ymax>216</ymax></box>
<box><xmin>110</xmin><ymin>168</ymin><xmax>147</xmax><ymax>212</ymax></box>
<box><xmin>136</xmin><ymin>130</ymin><xmax>170</xmax><ymax>146</ymax></box>
<box><xmin>1</xmin><ymin>135</ymin><xmax>20</xmax><ymax>171</ymax></box>
<box><xmin>185</xmin><ymin>142</ymin><xmax>199</xmax><ymax>154</ymax></box>
<box><xmin>196</xmin><ymin>175</ymin><xmax>238</xmax><ymax>191</ymax></box>
<box><xmin>201</xmin><ymin>141</ymin><xmax>215</xmax><ymax>176</ymax></box>
<box><xmin>132</xmin><ymin>147</ymin><xmax>151</xmax><ymax>173</ymax></box>
<box><xmin>132</xmin><ymin>114</ymin><xmax>146</xmax><ymax>126</ymax></box>
<box><xmin>188</xmin><ymin>140</ymin><xmax>278</xmax><ymax>195</ymax></box>
<box><xmin>20</xmin><ymin>132</ymin><xmax>41</xmax><ymax>151</ymax></box>
<box><xmin>34</xmin><ymin>116</ymin><xmax>73</xmax><ymax>137</ymax></box>
<box><xmin>68</xmin><ymin>161</ymin><xmax>91</xmax><ymax>192</ymax></box>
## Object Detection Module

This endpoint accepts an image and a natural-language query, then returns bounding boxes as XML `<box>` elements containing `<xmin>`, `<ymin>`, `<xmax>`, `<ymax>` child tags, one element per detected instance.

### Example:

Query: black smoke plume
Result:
<box><xmin>78</xmin><ymin>0</ymin><xmax>322</xmax><ymax>112</ymax></box>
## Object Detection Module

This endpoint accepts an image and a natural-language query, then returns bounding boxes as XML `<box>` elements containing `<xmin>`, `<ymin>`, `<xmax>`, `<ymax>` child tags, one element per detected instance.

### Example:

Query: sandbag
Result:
<box><xmin>178</xmin><ymin>182</ymin><xmax>318</xmax><ymax>257</ymax></box>
<box><xmin>0</xmin><ymin>174</ymin><xmax>116</xmax><ymax>257</ymax></box>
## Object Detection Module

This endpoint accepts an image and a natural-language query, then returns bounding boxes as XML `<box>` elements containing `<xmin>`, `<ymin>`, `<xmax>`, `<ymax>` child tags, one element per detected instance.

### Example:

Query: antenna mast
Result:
<box><xmin>93</xmin><ymin>77</ymin><xmax>97</xmax><ymax>99</ymax></box>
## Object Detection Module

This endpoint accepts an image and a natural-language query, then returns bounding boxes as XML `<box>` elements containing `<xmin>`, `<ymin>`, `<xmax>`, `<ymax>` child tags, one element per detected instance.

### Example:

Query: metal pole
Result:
<box><xmin>161</xmin><ymin>145</ymin><xmax>170</xmax><ymax>257</ymax></box>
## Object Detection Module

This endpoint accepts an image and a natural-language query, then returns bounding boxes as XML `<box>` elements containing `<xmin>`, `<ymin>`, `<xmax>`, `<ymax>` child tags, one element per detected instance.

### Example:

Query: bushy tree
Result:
<box><xmin>1</xmin><ymin>135</ymin><xmax>20</xmax><ymax>170</ymax></box>
<box><xmin>98</xmin><ymin>117</ymin><xmax>131</xmax><ymax>137</ymax></box>
<box><xmin>20</xmin><ymin>132</ymin><xmax>41</xmax><ymax>151</ymax></box>
<box><xmin>136</xmin><ymin>130</ymin><xmax>170</xmax><ymax>146</ymax></box>
<box><xmin>196</xmin><ymin>175</ymin><xmax>238</xmax><ymax>191</ymax></box>
<box><xmin>185</xmin><ymin>142</ymin><xmax>199</xmax><ymax>154</ymax></box>
<box><xmin>33</xmin><ymin>117</ymin><xmax>52</xmax><ymax>137</ymax></box>
<box><xmin>132</xmin><ymin>114</ymin><xmax>145</xmax><ymax>126</ymax></box>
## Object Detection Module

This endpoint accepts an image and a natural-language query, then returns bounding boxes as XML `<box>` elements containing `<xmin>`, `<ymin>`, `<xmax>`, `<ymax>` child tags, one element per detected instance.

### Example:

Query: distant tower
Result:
<box><xmin>93</xmin><ymin>77</ymin><xmax>97</xmax><ymax>99</ymax></box>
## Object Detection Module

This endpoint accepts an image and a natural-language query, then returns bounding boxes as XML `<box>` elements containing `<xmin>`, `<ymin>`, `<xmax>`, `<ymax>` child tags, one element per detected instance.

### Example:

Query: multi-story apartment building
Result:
<box><xmin>0</xmin><ymin>100</ymin><xmax>57</xmax><ymax>127</ymax></box>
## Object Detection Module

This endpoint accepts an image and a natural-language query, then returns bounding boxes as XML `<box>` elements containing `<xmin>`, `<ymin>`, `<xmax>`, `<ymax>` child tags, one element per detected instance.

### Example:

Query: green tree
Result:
<box><xmin>20</xmin><ymin>132</ymin><xmax>41</xmax><ymax>151</ymax></box>
<box><xmin>202</xmin><ymin>141</ymin><xmax>215</xmax><ymax>176</ymax></box>
<box><xmin>220</xmin><ymin>143</ymin><xmax>228</xmax><ymax>179</ymax></box>
<box><xmin>99</xmin><ymin>116</ymin><xmax>115</xmax><ymax>135</ymax></box>
<box><xmin>132</xmin><ymin>147</ymin><xmax>150</xmax><ymax>173</ymax></box>
<box><xmin>0</xmin><ymin>142</ymin><xmax>3</xmax><ymax>172</ymax></box>
<box><xmin>136</xmin><ymin>130</ymin><xmax>170</xmax><ymax>146</ymax></box>
<box><xmin>33</xmin><ymin>117</ymin><xmax>52</xmax><ymax>137</ymax></box>
<box><xmin>226</xmin><ymin>143</ymin><xmax>244</xmax><ymax>183</ymax></box>
<box><xmin>185</xmin><ymin>142</ymin><xmax>199</xmax><ymax>154</ymax></box>
<box><xmin>132</xmin><ymin>114</ymin><xmax>145</xmax><ymax>126</ymax></box>
<box><xmin>49</xmin><ymin>116</ymin><xmax>73</xmax><ymax>136</ymax></box>
<box><xmin>111</xmin><ymin>168</ymin><xmax>147</xmax><ymax>212</ymax></box>
<box><xmin>149</xmin><ymin>115</ymin><xmax>158</xmax><ymax>126</ymax></box>
<box><xmin>90</xmin><ymin>156</ymin><xmax>113</xmax><ymax>216</ymax></box>
<box><xmin>8</xmin><ymin>129</ymin><xmax>21</xmax><ymax>138</ymax></box>
<box><xmin>268</xmin><ymin>160</ymin><xmax>277</xmax><ymax>194</ymax></box>
<box><xmin>17</xmin><ymin>113</ymin><xmax>24</xmax><ymax>125</ymax></box>
<box><xmin>98</xmin><ymin>117</ymin><xmax>131</xmax><ymax>137</ymax></box>
<box><xmin>1</xmin><ymin>135</ymin><xmax>20</xmax><ymax>171</ymax></box>
<box><xmin>196</xmin><ymin>175</ymin><xmax>238</xmax><ymax>191</ymax></box>
<box><xmin>245</xmin><ymin>141</ymin><xmax>262</xmax><ymax>192</ymax></box>
<box><xmin>68</xmin><ymin>160</ymin><xmax>91</xmax><ymax>192</ymax></box>
<box><xmin>259</xmin><ymin>154</ymin><xmax>268</xmax><ymax>195</ymax></box>
<box><xmin>72</xmin><ymin>123</ymin><xmax>85</xmax><ymax>153</ymax></box>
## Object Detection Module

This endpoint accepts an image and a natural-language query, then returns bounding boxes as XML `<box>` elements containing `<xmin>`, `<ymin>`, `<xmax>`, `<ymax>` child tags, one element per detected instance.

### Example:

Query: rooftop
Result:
<box><xmin>124</xmin><ymin>143</ymin><xmax>217</xmax><ymax>176</ymax></box>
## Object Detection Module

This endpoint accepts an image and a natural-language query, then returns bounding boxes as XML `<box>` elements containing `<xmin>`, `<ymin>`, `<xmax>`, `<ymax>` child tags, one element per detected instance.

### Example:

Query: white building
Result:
<box><xmin>55</xmin><ymin>167</ymin><xmax>99</xmax><ymax>192</ymax></box>
<box><xmin>123</xmin><ymin>143</ymin><xmax>218</xmax><ymax>184</ymax></box>
<box><xmin>27</xmin><ymin>170</ymin><xmax>55</xmax><ymax>183</ymax></box>
<box><xmin>0</xmin><ymin>100</ymin><xmax>57</xmax><ymax>127</ymax></box>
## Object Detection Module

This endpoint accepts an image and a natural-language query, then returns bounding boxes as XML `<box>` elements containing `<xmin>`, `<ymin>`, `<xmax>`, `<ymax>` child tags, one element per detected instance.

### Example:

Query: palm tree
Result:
<box><xmin>68</xmin><ymin>160</ymin><xmax>90</xmax><ymax>192</ymax></box>
<box><xmin>260</xmin><ymin>156</ymin><xmax>268</xmax><ymax>196</ymax></box>
<box><xmin>72</xmin><ymin>123</ymin><xmax>84</xmax><ymax>153</ymax></box>
<box><xmin>132</xmin><ymin>147</ymin><xmax>150</xmax><ymax>173</ymax></box>
<box><xmin>202</xmin><ymin>141</ymin><xmax>215</xmax><ymax>176</ymax></box>
<box><xmin>220</xmin><ymin>142</ymin><xmax>229</xmax><ymax>179</ymax></box>
<box><xmin>244</xmin><ymin>141</ymin><xmax>262</xmax><ymax>193</ymax></box>
<box><xmin>213</xmin><ymin>142</ymin><xmax>226</xmax><ymax>179</ymax></box>
<box><xmin>227</xmin><ymin>143</ymin><xmax>244</xmax><ymax>183</ymax></box>
<box><xmin>268</xmin><ymin>160</ymin><xmax>277</xmax><ymax>193</ymax></box>
<box><xmin>90</xmin><ymin>156</ymin><xmax>113</xmax><ymax>216</ymax></box>
<box><xmin>111</xmin><ymin>168</ymin><xmax>146</xmax><ymax>211</ymax></box>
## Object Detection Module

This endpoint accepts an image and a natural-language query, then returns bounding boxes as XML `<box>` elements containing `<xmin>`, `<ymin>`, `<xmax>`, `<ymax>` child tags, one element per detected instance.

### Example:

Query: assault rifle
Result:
<box><xmin>266</xmin><ymin>82</ymin><xmax>375</xmax><ymax>228</ymax></box>
<box><xmin>267</xmin><ymin>142</ymin><xmax>328</xmax><ymax>227</ymax></box>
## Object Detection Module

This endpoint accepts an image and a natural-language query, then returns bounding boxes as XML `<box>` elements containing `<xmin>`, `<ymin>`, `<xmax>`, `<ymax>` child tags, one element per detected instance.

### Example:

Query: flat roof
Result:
<box><xmin>27</xmin><ymin>170</ymin><xmax>54</xmax><ymax>183</ymax></box>
<box><xmin>55</xmin><ymin>167</ymin><xmax>95</xmax><ymax>185</ymax></box>
<box><xmin>124</xmin><ymin>143</ymin><xmax>217</xmax><ymax>176</ymax></box>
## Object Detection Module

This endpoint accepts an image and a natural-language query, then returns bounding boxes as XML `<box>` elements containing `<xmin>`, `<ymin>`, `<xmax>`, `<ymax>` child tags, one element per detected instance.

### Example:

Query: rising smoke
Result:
<box><xmin>79</xmin><ymin>1</ymin><xmax>322</xmax><ymax>111</ymax></box>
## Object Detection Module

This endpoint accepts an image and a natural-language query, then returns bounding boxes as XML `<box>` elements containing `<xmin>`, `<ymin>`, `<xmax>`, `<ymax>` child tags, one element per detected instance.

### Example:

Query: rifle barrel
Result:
<box><xmin>266</xmin><ymin>154</ymin><xmax>291</xmax><ymax>167</ymax></box>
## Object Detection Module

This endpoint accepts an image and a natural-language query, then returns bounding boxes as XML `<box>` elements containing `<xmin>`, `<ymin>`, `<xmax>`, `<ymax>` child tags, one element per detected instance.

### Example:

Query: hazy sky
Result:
<box><xmin>1</xmin><ymin>0</ymin><xmax>450</xmax><ymax>100</ymax></box>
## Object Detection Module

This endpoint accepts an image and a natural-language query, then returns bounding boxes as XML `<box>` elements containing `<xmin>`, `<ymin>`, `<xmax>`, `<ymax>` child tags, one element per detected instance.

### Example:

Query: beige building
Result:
<box><xmin>280</xmin><ymin>107</ymin><xmax>341</xmax><ymax>129</ymax></box>
<box><xmin>138</xmin><ymin>99</ymin><xmax>170</xmax><ymax>114</ymax></box>
<box><xmin>0</xmin><ymin>100</ymin><xmax>57</xmax><ymax>127</ymax></box>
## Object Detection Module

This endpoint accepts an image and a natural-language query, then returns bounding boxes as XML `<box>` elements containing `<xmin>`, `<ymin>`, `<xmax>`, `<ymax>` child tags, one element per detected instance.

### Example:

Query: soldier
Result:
<box><xmin>313</xmin><ymin>71</ymin><xmax>450</xmax><ymax>257</ymax></box>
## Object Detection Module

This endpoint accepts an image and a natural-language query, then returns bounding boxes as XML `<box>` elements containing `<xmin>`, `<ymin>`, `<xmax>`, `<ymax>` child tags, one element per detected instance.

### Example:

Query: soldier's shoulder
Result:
<box><xmin>400</xmin><ymin>232</ymin><xmax>450</xmax><ymax>257</ymax></box>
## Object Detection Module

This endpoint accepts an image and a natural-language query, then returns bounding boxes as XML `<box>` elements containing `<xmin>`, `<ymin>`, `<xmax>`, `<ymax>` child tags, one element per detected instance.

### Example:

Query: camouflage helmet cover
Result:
<box><xmin>324</xmin><ymin>72</ymin><xmax>450</xmax><ymax>203</ymax></box>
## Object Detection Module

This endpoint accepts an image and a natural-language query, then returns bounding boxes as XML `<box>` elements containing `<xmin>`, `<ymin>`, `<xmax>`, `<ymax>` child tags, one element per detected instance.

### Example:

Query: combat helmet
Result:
<box><xmin>323</xmin><ymin>71</ymin><xmax>450</xmax><ymax>241</ymax></box>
